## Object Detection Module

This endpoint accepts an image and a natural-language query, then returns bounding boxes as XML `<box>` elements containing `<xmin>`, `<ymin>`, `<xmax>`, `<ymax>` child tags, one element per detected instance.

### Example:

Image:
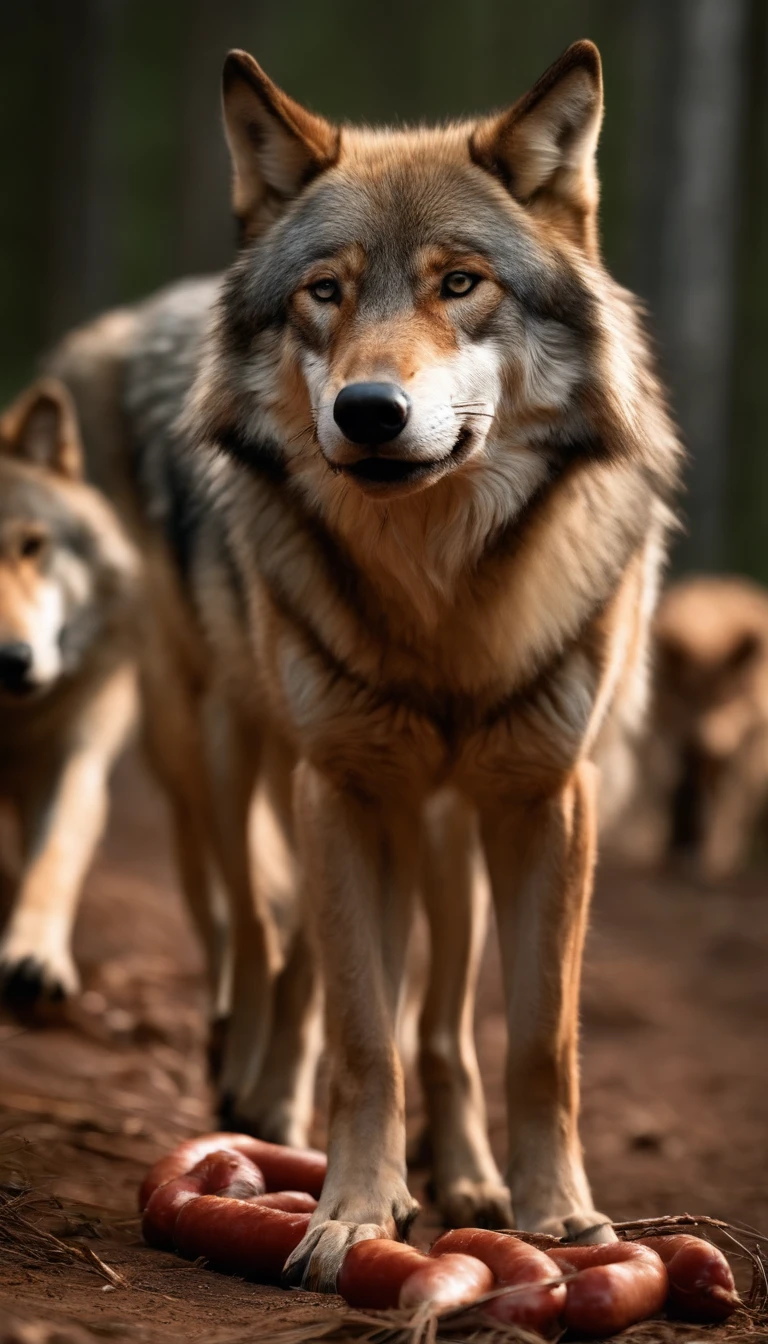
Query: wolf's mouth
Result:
<box><xmin>336</xmin><ymin>427</ymin><xmax>473</xmax><ymax>490</ymax></box>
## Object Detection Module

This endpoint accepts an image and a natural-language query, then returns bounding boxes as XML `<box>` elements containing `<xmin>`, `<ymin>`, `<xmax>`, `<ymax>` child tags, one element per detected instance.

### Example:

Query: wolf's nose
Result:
<box><xmin>0</xmin><ymin>641</ymin><xmax>33</xmax><ymax>694</ymax></box>
<box><xmin>333</xmin><ymin>382</ymin><xmax>410</xmax><ymax>446</ymax></box>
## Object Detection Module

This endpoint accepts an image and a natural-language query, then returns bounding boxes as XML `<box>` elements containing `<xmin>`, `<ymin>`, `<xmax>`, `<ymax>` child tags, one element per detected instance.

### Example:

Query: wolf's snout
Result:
<box><xmin>0</xmin><ymin>641</ymin><xmax>34</xmax><ymax>695</ymax></box>
<box><xmin>333</xmin><ymin>382</ymin><xmax>410</xmax><ymax>446</ymax></box>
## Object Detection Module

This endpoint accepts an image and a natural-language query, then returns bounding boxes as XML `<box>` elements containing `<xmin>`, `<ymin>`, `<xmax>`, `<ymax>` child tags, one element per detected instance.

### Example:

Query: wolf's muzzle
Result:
<box><xmin>333</xmin><ymin>382</ymin><xmax>410</xmax><ymax>446</ymax></box>
<box><xmin>0</xmin><ymin>641</ymin><xmax>34</xmax><ymax>696</ymax></box>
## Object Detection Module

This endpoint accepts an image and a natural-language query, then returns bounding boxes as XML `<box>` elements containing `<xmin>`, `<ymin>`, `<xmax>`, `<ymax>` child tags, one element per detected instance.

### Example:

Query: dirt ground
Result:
<box><xmin>0</xmin><ymin>750</ymin><xmax>766</xmax><ymax>1343</ymax></box>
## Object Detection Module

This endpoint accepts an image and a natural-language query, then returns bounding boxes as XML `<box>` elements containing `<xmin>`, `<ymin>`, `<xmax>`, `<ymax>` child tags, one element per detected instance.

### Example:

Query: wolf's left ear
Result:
<box><xmin>471</xmin><ymin>40</ymin><xmax>603</xmax><ymax>253</ymax></box>
<box><xmin>222</xmin><ymin>50</ymin><xmax>340</xmax><ymax>240</ymax></box>
<box><xmin>0</xmin><ymin>380</ymin><xmax>84</xmax><ymax>480</ymax></box>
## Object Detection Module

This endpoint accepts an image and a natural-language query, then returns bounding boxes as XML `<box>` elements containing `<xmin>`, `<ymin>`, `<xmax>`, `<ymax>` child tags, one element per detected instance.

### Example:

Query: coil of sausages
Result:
<box><xmin>140</xmin><ymin>1132</ymin><xmax>741</xmax><ymax>1329</ymax></box>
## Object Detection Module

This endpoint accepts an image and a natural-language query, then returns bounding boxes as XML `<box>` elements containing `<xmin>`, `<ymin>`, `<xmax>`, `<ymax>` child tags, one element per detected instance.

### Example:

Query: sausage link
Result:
<box><xmin>399</xmin><ymin>1253</ymin><xmax>494</xmax><ymax>1310</ymax></box>
<box><xmin>139</xmin><ymin>1132</ymin><xmax>326</xmax><ymax>1208</ymax></box>
<box><xmin>549</xmin><ymin>1242</ymin><xmax>667</xmax><ymax>1336</ymax></box>
<box><xmin>141</xmin><ymin>1149</ymin><xmax>265</xmax><ymax>1249</ymax></box>
<box><xmin>252</xmin><ymin>1191</ymin><xmax>318</xmax><ymax>1213</ymax></box>
<box><xmin>432</xmin><ymin>1228</ymin><xmax>566</xmax><ymax>1331</ymax></box>
<box><xmin>638</xmin><ymin>1235</ymin><xmax>739</xmax><ymax>1322</ymax></box>
<box><xmin>174</xmin><ymin>1195</ymin><xmax>311</xmax><ymax>1280</ymax></box>
<box><xmin>142</xmin><ymin>1172</ymin><xmax>205</xmax><ymax>1250</ymax></box>
<box><xmin>337</xmin><ymin>1241</ymin><xmax>430</xmax><ymax>1308</ymax></box>
<box><xmin>338</xmin><ymin>1239</ymin><xmax>492</xmax><ymax>1310</ymax></box>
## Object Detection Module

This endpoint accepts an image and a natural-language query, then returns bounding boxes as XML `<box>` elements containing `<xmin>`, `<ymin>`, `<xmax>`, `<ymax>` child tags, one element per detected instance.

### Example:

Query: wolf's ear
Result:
<box><xmin>222</xmin><ymin>50</ymin><xmax>340</xmax><ymax>240</ymax></box>
<box><xmin>471</xmin><ymin>40</ymin><xmax>603</xmax><ymax>253</ymax></box>
<box><xmin>0</xmin><ymin>380</ymin><xmax>84</xmax><ymax>480</ymax></box>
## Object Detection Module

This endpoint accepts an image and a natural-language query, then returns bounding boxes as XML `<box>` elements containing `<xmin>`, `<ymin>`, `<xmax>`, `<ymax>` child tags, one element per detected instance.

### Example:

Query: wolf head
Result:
<box><xmin>188</xmin><ymin>42</ymin><xmax>676</xmax><ymax>549</ymax></box>
<box><xmin>0</xmin><ymin>380</ymin><xmax>135</xmax><ymax>701</ymax></box>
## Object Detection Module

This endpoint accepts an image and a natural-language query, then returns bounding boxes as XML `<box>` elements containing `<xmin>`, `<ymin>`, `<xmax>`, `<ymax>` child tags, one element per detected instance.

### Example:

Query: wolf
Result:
<box><xmin>0</xmin><ymin>380</ymin><xmax>138</xmax><ymax>1009</ymax></box>
<box><xmin>617</xmin><ymin>575</ymin><xmax>768</xmax><ymax>880</ymax></box>
<box><xmin>50</xmin><ymin>39</ymin><xmax>682</xmax><ymax>1286</ymax></box>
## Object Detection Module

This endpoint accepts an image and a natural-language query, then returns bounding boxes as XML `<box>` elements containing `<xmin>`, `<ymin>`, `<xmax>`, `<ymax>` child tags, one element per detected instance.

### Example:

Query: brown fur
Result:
<box><xmin>48</xmin><ymin>39</ymin><xmax>682</xmax><ymax>1289</ymax></box>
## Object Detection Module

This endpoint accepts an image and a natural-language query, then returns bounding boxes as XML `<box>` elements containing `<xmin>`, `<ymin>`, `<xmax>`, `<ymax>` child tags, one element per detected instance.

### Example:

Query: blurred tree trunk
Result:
<box><xmin>178</xmin><ymin>0</ymin><xmax>263</xmax><ymax>276</ymax></box>
<box><xmin>729</xmin><ymin>1</ymin><xmax>768</xmax><ymax>584</ymax></box>
<box><xmin>46</xmin><ymin>0</ymin><xmax>123</xmax><ymax>342</ymax></box>
<box><xmin>627</xmin><ymin>0</ymin><xmax>748</xmax><ymax>572</ymax></box>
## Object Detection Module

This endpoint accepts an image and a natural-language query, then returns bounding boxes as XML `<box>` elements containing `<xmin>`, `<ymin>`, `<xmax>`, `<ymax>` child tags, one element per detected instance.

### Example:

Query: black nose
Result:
<box><xmin>0</xmin><ymin>641</ymin><xmax>33</xmax><ymax>694</ymax></box>
<box><xmin>333</xmin><ymin>382</ymin><xmax>410</xmax><ymax>446</ymax></box>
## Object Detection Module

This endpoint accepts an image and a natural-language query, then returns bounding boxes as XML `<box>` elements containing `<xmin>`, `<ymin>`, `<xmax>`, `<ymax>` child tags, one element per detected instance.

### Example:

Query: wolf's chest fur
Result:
<box><xmin>205</xmin><ymin>453</ymin><xmax>650</xmax><ymax>804</ymax></box>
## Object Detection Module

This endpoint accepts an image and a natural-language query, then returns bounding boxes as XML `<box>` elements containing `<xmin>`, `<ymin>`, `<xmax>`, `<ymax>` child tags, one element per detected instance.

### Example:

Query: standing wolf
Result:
<box><xmin>52</xmin><ymin>40</ymin><xmax>681</xmax><ymax>1287</ymax></box>
<box><xmin>0</xmin><ymin>381</ymin><xmax>138</xmax><ymax>1007</ymax></box>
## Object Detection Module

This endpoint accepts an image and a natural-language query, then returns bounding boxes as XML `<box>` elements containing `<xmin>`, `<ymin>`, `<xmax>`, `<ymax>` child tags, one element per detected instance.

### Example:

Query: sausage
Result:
<box><xmin>399</xmin><ymin>1254</ymin><xmax>494</xmax><ymax>1310</ymax></box>
<box><xmin>548</xmin><ymin>1242</ymin><xmax>668</xmax><ymax>1336</ymax></box>
<box><xmin>252</xmin><ymin>1191</ymin><xmax>318</xmax><ymax>1213</ymax></box>
<box><xmin>141</xmin><ymin>1149</ymin><xmax>265</xmax><ymax>1250</ymax></box>
<box><xmin>174</xmin><ymin>1194</ymin><xmax>311</xmax><ymax>1280</ymax></box>
<box><xmin>337</xmin><ymin>1239</ymin><xmax>493</xmax><ymax>1310</ymax></box>
<box><xmin>432</xmin><ymin>1229</ymin><xmax>566</xmax><ymax>1331</ymax></box>
<box><xmin>139</xmin><ymin>1132</ymin><xmax>327</xmax><ymax>1208</ymax></box>
<box><xmin>638</xmin><ymin>1235</ymin><xmax>739</xmax><ymax>1322</ymax></box>
<box><xmin>338</xmin><ymin>1241</ymin><xmax>433</xmax><ymax>1308</ymax></box>
<box><xmin>142</xmin><ymin>1171</ymin><xmax>206</xmax><ymax>1250</ymax></box>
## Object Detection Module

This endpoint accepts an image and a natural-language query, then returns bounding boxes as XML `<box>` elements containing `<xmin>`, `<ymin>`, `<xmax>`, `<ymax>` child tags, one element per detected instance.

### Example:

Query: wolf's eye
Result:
<box><xmin>441</xmin><ymin>271</ymin><xmax>480</xmax><ymax>299</ymax></box>
<box><xmin>308</xmin><ymin>278</ymin><xmax>341</xmax><ymax>304</ymax></box>
<box><xmin>20</xmin><ymin>533</ymin><xmax>45</xmax><ymax>560</ymax></box>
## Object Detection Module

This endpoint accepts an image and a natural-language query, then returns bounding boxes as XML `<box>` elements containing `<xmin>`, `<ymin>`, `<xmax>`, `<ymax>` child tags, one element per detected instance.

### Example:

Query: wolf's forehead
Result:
<box><xmin>0</xmin><ymin>469</ymin><xmax>69</xmax><ymax>530</ymax></box>
<box><xmin>252</xmin><ymin>165</ymin><xmax>567</xmax><ymax>315</ymax></box>
<box><xmin>292</xmin><ymin>160</ymin><xmax>521</xmax><ymax>265</ymax></box>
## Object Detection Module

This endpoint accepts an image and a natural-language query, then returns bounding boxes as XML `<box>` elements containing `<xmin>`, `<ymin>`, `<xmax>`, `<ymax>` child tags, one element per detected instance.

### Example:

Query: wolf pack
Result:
<box><xmin>1</xmin><ymin>39</ymin><xmax>766</xmax><ymax>1287</ymax></box>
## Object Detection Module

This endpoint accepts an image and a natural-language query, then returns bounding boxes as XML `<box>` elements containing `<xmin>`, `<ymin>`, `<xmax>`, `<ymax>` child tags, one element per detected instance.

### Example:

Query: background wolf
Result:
<box><xmin>50</xmin><ymin>38</ymin><xmax>682</xmax><ymax>1290</ymax></box>
<box><xmin>0</xmin><ymin>380</ymin><xmax>138</xmax><ymax>1009</ymax></box>
<box><xmin>608</xmin><ymin>575</ymin><xmax>768</xmax><ymax>880</ymax></box>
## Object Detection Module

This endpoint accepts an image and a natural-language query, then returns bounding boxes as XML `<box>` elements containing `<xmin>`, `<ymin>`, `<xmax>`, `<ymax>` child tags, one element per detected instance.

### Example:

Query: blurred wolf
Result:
<box><xmin>611</xmin><ymin>576</ymin><xmax>768</xmax><ymax>880</ymax></box>
<box><xmin>0</xmin><ymin>380</ymin><xmax>138</xmax><ymax>1008</ymax></box>
<box><xmin>51</xmin><ymin>39</ymin><xmax>682</xmax><ymax>1283</ymax></box>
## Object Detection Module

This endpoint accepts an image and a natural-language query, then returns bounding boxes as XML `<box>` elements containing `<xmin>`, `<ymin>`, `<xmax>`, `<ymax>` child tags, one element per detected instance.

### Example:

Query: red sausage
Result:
<box><xmin>142</xmin><ymin>1149</ymin><xmax>265</xmax><ymax>1249</ymax></box>
<box><xmin>338</xmin><ymin>1241</ymin><xmax>430</xmax><ymax>1308</ymax></box>
<box><xmin>142</xmin><ymin>1171</ymin><xmax>206</xmax><ymax>1250</ymax></box>
<box><xmin>252</xmin><ymin>1191</ymin><xmax>318</xmax><ymax>1213</ymax></box>
<box><xmin>338</xmin><ymin>1239</ymin><xmax>492</xmax><ymax>1310</ymax></box>
<box><xmin>638</xmin><ymin>1236</ymin><xmax>739</xmax><ymax>1322</ymax></box>
<box><xmin>432</xmin><ymin>1229</ymin><xmax>566</xmax><ymax>1331</ymax></box>
<box><xmin>139</xmin><ymin>1132</ymin><xmax>327</xmax><ymax>1208</ymax></box>
<box><xmin>174</xmin><ymin>1195</ymin><xmax>311</xmax><ymax>1280</ymax></box>
<box><xmin>399</xmin><ymin>1254</ymin><xmax>494</xmax><ymax>1310</ymax></box>
<box><xmin>548</xmin><ymin>1242</ymin><xmax>667</xmax><ymax>1336</ymax></box>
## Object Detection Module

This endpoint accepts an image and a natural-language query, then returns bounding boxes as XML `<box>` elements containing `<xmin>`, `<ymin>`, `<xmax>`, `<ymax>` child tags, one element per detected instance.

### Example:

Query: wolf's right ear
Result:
<box><xmin>0</xmin><ymin>380</ymin><xmax>83</xmax><ymax>480</ymax></box>
<box><xmin>222</xmin><ymin>50</ymin><xmax>340</xmax><ymax>240</ymax></box>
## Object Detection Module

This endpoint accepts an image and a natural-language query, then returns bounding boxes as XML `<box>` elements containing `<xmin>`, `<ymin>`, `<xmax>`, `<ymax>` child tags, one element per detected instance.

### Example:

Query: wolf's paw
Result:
<box><xmin>282</xmin><ymin>1220</ymin><xmax>385</xmax><ymax>1292</ymax></box>
<box><xmin>534</xmin><ymin>1209</ymin><xmax>616</xmax><ymax>1244</ymax></box>
<box><xmin>438</xmin><ymin>1177</ymin><xmax>514</xmax><ymax>1230</ymax></box>
<box><xmin>0</xmin><ymin>947</ymin><xmax>79</xmax><ymax>1014</ymax></box>
<box><xmin>283</xmin><ymin>1184</ymin><xmax>419</xmax><ymax>1292</ymax></box>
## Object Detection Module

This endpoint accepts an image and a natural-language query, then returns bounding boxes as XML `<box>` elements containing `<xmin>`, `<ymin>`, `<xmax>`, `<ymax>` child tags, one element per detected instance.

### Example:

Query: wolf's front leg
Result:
<box><xmin>283</xmin><ymin>761</ymin><xmax>420</xmax><ymax>1292</ymax></box>
<box><xmin>0</xmin><ymin>666</ymin><xmax>136</xmax><ymax>1009</ymax></box>
<box><xmin>481</xmin><ymin>761</ymin><xmax>614</xmax><ymax>1244</ymax></box>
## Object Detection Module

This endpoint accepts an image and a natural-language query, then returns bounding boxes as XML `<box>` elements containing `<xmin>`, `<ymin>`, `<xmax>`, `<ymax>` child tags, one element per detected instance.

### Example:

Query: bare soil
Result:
<box><xmin>0</xmin><ymin>751</ymin><xmax>766</xmax><ymax>1342</ymax></box>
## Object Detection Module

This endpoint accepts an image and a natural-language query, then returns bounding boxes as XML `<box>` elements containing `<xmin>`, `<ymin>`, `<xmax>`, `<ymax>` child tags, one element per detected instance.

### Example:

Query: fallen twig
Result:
<box><xmin>0</xmin><ymin>1185</ymin><xmax>129</xmax><ymax>1288</ymax></box>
